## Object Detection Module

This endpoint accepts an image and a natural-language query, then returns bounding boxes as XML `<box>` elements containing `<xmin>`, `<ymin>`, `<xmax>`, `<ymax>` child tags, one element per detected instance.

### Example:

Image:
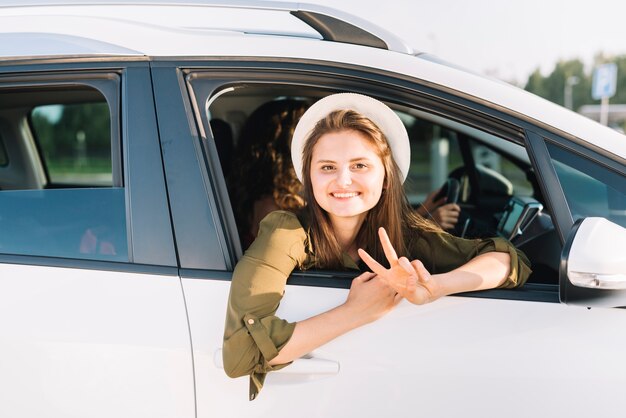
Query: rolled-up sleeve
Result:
<box><xmin>410</xmin><ymin>231</ymin><xmax>532</xmax><ymax>288</ymax></box>
<box><xmin>223</xmin><ymin>211</ymin><xmax>307</xmax><ymax>399</ymax></box>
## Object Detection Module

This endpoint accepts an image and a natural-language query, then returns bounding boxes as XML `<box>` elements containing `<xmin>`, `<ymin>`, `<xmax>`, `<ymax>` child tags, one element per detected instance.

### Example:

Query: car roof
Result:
<box><xmin>1</xmin><ymin>1</ymin><xmax>625</xmax><ymax>161</ymax></box>
<box><xmin>0</xmin><ymin>0</ymin><xmax>413</xmax><ymax>56</ymax></box>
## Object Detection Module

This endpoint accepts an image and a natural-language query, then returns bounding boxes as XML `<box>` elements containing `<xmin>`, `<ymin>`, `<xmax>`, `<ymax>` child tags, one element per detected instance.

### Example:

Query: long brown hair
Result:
<box><xmin>228</xmin><ymin>99</ymin><xmax>309</xmax><ymax>247</ymax></box>
<box><xmin>301</xmin><ymin>109</ymin><xmax>441</xmax><ymax>269</ymax></box>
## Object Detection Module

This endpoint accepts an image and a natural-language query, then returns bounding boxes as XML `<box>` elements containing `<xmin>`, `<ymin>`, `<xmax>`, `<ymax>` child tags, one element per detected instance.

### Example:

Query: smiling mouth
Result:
<box><xmin>331</xmin><ymin>192</ymin><xmax>360</xmax><ymax>198</ymax></box>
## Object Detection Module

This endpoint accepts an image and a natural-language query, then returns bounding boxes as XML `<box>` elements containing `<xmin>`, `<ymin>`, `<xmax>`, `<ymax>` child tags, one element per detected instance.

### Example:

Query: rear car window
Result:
<box><xmin>0</xmin><ymin>80</ymin><xmax>127</xmax><ymax>261</ymax></box>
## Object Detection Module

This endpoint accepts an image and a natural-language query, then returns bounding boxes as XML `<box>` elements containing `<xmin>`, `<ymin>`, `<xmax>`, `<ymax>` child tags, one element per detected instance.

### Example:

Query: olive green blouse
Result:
<box><xmin>223</xmin><ymin>210</ymin><xmax>531</xmax><ymax>400</ymax></box>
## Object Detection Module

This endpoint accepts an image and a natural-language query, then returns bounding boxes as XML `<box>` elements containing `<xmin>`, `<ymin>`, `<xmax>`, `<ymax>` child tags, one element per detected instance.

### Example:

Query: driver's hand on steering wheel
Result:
<box><xmin>431</xmin><ymin>202</ymin><xmax>461</xmax><ymax>230</ymax></box>
<box><xmin>418</xmin><ymin>188</ymin><xmax>461</xmax><ymax>230</ymax></box>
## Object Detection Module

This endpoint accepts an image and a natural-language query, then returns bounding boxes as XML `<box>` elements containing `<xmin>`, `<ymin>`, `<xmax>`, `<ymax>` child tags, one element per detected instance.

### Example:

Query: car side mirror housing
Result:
<box><xmin>560</xmin><ymin>217</ymin><xmax>626</xmax><ymax>308</ymax></box>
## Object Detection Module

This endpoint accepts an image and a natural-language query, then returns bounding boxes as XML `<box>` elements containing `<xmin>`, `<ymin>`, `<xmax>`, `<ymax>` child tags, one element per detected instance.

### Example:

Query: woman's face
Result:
<box><xmin>310</xmin><ymin>129</ymin><xmax>385</xmax><ymax>226</ymax></box>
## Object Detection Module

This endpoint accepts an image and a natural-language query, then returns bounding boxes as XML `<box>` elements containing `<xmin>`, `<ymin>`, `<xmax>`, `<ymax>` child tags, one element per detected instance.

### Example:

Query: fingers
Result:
<box><xmin>398</xmin><ymin>256</ymin><xmax>414</xmax><ymax>275</ymax></box>
<box><xmin>435</xmin><ymin>204</ymin><xmax>460</xmax><ymax>229</ymax></box>
<box><xmin>396</xmin><ymin>257</ymin><xmax>417</xmax><ymax>294</ymax></box>
<box><xmin>411</xmin><ymin>259</ymin><xmax>430</xmax><ymax>283</ymax></box>
<box><xmin>443</xmin><ymin>203</ymin><xmax>461</xmax><ymax>214</ymax></box>
<box><xmin>357</xmin><ymin>248</ymin><xmax>386</xmax><ymax>276</ymax></box>
<box><xmin>393</xmin><ymin>292</ymin><xmax>404</xmax><ymax>305</ymax></box>
<box><xmin>358</xmin><ymin>271</ymin><xmax>377</xmax><ymax>282</ymax></box>
<box><xmin>377</xmin><ymin>227</ymin><xmax>398</xmax><ymax>263</ymax></box>
<box><xmin>440</xmin><ymin>218</ymin><xmax>457</xmax><ymax>230</ymax></box>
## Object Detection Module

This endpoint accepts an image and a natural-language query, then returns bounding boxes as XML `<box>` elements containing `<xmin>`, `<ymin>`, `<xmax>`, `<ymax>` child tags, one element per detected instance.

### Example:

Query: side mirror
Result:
<box><xmin>560</xmin><ymin>217</ymin><xmax>626</xmax><ymax>308</ymax></box>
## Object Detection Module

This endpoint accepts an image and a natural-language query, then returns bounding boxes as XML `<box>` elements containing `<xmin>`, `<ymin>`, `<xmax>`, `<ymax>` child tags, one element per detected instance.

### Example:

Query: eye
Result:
<box><xmin>352</xmin><ymin>163</ymin><xmax>367</xmax><ymax>169</ymax></box>
<box><xmin>320</xmin><ymin>165</ymin><xmax>335</xmax><ymax>171</ymax></box>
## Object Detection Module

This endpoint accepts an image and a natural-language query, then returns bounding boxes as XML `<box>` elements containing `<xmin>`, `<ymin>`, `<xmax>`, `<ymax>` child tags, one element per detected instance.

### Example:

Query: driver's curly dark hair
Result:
<box><xmin>227</xmin><ymin>99</ymin><xmax>310</xmax><ymax>248</ymax></box>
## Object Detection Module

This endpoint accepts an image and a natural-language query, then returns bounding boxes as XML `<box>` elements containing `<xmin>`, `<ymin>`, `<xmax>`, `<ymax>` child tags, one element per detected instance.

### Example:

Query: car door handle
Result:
<box><xmin>213</xmin><ymin>349</ymin><xmax>339</xmax><ymax>375</ymax></box>
<box><xmin>272</xmin><ymin>357</ymin><xmax>339</xmax><ymax>375</ymax></box>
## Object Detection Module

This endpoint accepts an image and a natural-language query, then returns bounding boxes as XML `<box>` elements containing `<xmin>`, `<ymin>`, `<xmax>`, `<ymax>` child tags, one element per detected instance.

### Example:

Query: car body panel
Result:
<box><xmin>0</xmin><ymin>263</ymin><xmax>195</xmax><ymax>418</ymax></box>
<box><xmin>1</xmin><ymin>2</ymin><xmax>625</xmax><ymax>417</ymax></box>
<box><xmin>182</xmin><ymin>275</ymin><xmax>626</xmax><ymax>417</ymax></box>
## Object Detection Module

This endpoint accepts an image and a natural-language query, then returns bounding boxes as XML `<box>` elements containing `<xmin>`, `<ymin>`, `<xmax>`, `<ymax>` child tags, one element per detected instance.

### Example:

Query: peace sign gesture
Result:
<box><xmin>357</xmin><ymin>227</ymin><xmax>440</xmax><ymax>305</ymax></box>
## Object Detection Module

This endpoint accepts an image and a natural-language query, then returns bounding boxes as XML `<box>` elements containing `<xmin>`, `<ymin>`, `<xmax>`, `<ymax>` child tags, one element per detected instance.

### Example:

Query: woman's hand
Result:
<box><xmin>269</xmin><ymin>270</ymin><xmax>402</xmax><ymax>367</ymax></box>
<box><xmin>343</xmin><ymin>271</ymin><xmax>403</xmax><ymax>326</ymax></box>
<box><xmin>357</xmin><ymin>227</ymin><xmax>441</xmax><ymax>305</ymax></box>
<box><xmin>431</xmin><ymin>202</ymin><xmax>461</xmax><ymax>230</ymax></box>
<box><xmin>418</xmin><ymin>188</ymin><xmax>461</xmax><ymax>230</ymax></box>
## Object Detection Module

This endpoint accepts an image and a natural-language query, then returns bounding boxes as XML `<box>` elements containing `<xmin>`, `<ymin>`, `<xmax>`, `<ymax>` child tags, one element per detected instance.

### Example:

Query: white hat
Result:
<box><xmin>291</xmin><ymin>93</ymin><xmax>410</xmax><ymax>183</ymax></box>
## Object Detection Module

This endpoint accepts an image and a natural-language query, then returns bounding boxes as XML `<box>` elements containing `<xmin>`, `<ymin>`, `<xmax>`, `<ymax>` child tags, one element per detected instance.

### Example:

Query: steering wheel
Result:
<box><xmin>434</xmin><ymin>178</ymin><xmax>472</xmax><ymax>237</ymax></box>
<box><xmin>434</xmin><ymin>178</ymin><xmax>460</xmax><ymax>204</ymax></box>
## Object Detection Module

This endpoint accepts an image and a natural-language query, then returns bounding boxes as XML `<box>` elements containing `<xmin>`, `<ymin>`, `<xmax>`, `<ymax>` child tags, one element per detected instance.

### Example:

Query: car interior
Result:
<box><xmin>206</xmin><ymin>84</ymin><xmax>562</xmax><ymax>285</ymax></box>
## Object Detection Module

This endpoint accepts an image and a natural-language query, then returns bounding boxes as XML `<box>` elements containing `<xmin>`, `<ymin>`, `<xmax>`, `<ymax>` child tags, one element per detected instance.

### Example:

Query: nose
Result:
<box><xmin>336</xmin><ymin>166</ymin><xmax>352</xmax><ymax>187</ymax></box>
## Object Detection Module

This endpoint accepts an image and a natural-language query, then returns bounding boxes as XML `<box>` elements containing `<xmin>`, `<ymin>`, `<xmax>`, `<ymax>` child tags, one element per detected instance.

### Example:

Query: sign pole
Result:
<box><xmin>600</xmin><ymin>96</ymin><xmax>609</xmax><ymax>126</ymax></box>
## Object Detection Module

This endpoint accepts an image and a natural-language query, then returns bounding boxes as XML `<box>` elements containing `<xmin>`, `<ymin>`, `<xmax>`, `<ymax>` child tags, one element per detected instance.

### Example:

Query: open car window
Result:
<box><xmin>201</xmin><ymin>82</ymin><xmax>558</xmax><ymax>287</ymax></box>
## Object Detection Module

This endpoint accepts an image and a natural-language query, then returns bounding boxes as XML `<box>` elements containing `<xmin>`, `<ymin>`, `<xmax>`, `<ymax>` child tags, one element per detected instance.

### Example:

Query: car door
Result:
<box><xmin>153</xmin><ymin>61</ymin><xmax>626</xmax><ymax>418</ymax></box>
<box><xmin>0</xmin><ymin>62</ymin><xmax>194</xmax><ymax>418</ymax></box>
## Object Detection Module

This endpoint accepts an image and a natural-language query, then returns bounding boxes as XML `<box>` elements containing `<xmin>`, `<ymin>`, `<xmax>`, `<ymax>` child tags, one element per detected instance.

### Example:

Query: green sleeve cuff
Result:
<box><xmin>243</xmin><ymin>313</ymin><xmax>296</xmax><ymax>400</ymax></box>
<box><xmin>482</xmin><ymin>237</ymin><xmax>532</xmax><ymax>288</ymax></box>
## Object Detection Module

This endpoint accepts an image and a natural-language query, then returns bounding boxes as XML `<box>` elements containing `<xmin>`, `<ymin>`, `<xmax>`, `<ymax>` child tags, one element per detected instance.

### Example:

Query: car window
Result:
<box><xmin>468</xmin><ymin>139</ymin><xmax>533</xmax><ymax>197</ymax></box>
<box><xmin>546</xmin><ymin>142</ymin><xmax>626</xmax><ymax>228</ymax></box>
<box><xmin>400</xmin><ymin>112</ymin><xmax>463</xmax><ymax>205</ymax></box>
<box><xmin>402</xmin><ymin>114</ymin><xmax>533</xmax><ymax>202</ymax></box>
<box><xmin>0</xmin><ymin>83</ymin><xmax>127</xmax><ymax>261</ymax></box>
<box><xmin>201</xmin><ymin>82</ymin><xmax>556</xmax><ymax>284</ymax></box>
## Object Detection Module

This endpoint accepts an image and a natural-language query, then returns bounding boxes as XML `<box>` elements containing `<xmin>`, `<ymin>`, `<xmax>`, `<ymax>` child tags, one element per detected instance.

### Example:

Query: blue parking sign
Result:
<box><xmin>592</xmin><ymin>63</ymin><xmax>617</xmax><ymax>100</ymax></box>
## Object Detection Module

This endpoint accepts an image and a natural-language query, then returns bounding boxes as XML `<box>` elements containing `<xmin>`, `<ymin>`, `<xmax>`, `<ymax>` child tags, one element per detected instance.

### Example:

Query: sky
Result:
<box><xmin>297</xmin><ymin>0</ymin><xmax>626</xmax><ymax>85</ymax></box>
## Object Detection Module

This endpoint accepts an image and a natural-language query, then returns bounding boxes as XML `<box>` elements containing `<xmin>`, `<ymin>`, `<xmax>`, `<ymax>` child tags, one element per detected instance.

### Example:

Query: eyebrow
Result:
<box><xmin>315</xmin><ymin>157</ymin><xmax>374</xmax><ymax>164</ymax></box>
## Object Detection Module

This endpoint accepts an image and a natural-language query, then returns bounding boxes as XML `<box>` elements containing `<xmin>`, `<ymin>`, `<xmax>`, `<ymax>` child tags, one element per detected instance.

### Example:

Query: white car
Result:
<box><xmin>1</xmin><ymin>1</ymin><xmax>625</xmax><ymax>417</ymax></box>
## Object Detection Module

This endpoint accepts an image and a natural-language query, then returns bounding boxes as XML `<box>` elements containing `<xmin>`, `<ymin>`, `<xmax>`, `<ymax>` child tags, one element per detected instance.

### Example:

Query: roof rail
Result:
<box><xmin>290</xmin><ymin>2</ymin><xmax>413</xmax><ymax>53</ymax></box>
<box><xmin>291</xmin><ymin>10</ymin><xmax>387</xmax><ymax>50</ymax></box>
<box><xmin>0</xmin><ymin>0</ymin><xmax>414</xmax><ymax>54</ymax></box>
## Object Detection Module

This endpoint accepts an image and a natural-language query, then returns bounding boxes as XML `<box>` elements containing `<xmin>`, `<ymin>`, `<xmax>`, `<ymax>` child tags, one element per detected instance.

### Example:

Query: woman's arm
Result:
<box><xmin>223</xmin><ymin>211</ymin><xmax>307</xmax><ymax>379</ymax></box>
<box><xmin>224</xmin><ymin>212</ymin><xmax>399</xmax><ymax>380</ymax></box>
<box><xmin>434</xmin><ymin>251</ymin><xmax>510</xmax><ymax>295</ymax></box>
<box><xmin>358</xmin><ymin>227</ymin><xmax>527</xmax><ymax>305</ymax></box>
<box><xmin>394</xmin><ymin>252</ymin><xmax>511</xmax><ymax>305</ymax></box>
<box><xmin>269</xmin><ymin>272</ymin><xmax>400</xmax><ymax>366</ymax></box>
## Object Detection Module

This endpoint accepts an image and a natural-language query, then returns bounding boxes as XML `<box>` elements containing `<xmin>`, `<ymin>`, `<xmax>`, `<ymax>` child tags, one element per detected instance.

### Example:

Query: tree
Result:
<box><xmin>524</xmin><ymin>58</ymin><xmax>590</xmax><ymax>111</ymax></box>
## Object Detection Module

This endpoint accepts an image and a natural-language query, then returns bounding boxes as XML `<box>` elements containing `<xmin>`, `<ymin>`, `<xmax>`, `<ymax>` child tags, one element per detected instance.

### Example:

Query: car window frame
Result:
<box><xmin>525</xmin><ymin>129</ymin><xmax>626</xmax><ymax>244</ymax></box>
<box><xmin>179</xmin><ymin>59</ymin><xmax>561</xmax><ymax>303</ymax></box>
<box><xmin>0</xmin><ymin>60</ymin><xmax>177</xmax><ymax>272</ymax></box>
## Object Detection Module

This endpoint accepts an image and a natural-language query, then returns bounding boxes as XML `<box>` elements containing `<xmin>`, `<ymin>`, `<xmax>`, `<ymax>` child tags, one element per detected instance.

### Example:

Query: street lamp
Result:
<box><xmin>564</xmin><ymin>75</ymin><xmax>580</xmax><ymax>110</ymax></box>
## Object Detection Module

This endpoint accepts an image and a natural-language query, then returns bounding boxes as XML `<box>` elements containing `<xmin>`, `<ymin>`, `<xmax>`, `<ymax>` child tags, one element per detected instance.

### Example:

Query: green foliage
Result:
<box><xmin>30</xmin><ymin>102</ymin><xmax>112</xmax><ymax>181</ymax></box>
<box><xmin>31</xmin><ymin>102</ymin><xmax>110</xmax><ymax>159</ymax></box>
<box><xmin>524</xmin><ymin>55</ymin><xmax>626</xmax><ymax>110</ymax></box>
<box><xmin>525</xmin><ymin>69</ymin><xmax>547</xmax><ymax>99</ymax></box>
<box><xmin>524</xmin><ymin>58</ymin><xmax>591</xmax><ymax>109</ymax></box>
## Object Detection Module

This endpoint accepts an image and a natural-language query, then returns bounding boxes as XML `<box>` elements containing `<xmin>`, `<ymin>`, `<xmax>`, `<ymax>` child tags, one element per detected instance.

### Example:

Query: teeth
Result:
<box><xmin>332</xmin><ymin>192</ymin><xmax>359</xmax><ymax>198</ymax></box>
